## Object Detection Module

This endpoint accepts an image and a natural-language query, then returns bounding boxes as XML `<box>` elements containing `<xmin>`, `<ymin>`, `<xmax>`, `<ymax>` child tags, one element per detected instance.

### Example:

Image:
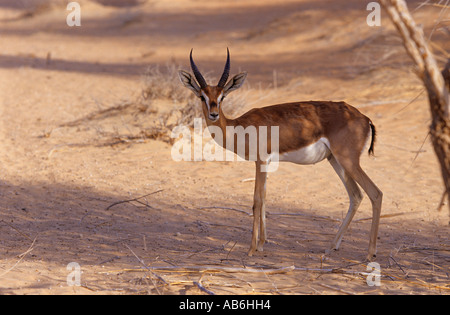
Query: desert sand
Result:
<box><xmin>0</xmin><ymin>0</ymin><xmax>449</xmax><ymax>294</ymax></box>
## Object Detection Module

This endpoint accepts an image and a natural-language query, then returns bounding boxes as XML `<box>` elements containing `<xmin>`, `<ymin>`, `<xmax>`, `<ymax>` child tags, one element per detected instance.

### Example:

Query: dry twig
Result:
<box><xmin>0</xmin><ymin>237</ymin><xmax>37</xmax><ymax>278</ymax></box>
<box><xmin>194</xmin><ymin>281</ymin><xmax>216</xmax><ymax>295</ymax></box>
<box><xmin>123</xmin><ymin>243</ymin><xmax>166</xmax><ymax>294</ymax></box>
<box><xmin>106</xmin><ymin>189</ymin><xmax>163</xmax><ymax>210</ymax></box>
<box><xmin>199</xmin><ymin>206</ymin><xmax>251</xmax><ymax>216</ymax></box>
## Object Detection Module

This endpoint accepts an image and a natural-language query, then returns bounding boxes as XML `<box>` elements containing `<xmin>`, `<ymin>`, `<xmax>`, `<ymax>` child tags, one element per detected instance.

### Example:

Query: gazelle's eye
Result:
<box><xmin>200</xmin><ymin>96</ymin><xmax>205</xmax><ymax>102</ymax></box>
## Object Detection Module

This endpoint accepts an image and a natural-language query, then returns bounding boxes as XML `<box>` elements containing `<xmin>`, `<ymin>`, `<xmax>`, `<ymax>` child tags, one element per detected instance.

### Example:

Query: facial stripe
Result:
<box><xmin>217</xmin><ymin>92</ymin><xmax>223</xmax><ymax>108</ymax></box>
<box><xmin>201</xmin><ymin>90</ymin><xmax>210</xmax><ymax>110</ymax></box>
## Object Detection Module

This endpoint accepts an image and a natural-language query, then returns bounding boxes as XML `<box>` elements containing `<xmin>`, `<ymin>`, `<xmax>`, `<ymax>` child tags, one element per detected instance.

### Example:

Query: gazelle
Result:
<box><xmin>179</xmin><ymin>49</ymin><xmax>383</xmax><ymax>260</ymax></box>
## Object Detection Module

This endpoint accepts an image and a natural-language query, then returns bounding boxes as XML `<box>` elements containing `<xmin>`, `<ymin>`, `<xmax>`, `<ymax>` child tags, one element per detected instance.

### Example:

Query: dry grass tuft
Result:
<box><xmin>139</xmin><ymin>63</ymin><xmax>249</xmax><ymax>137</ymax></box>
<box><xmin>141</xmin><ymin>64</ymin><xmax>194</xmax><ymax>103</ymax></box>
<box><xmin>56</xmin><ymin>62</ymin><xmax>248</xmax><ymax>147</ymax></box>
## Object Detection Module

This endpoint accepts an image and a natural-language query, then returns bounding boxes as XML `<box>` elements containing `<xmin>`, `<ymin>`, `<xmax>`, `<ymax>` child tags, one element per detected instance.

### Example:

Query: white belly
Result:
<box><xmin>279</xmin><ymin>137</ymin><xmax>331</xmax><ymax>165</ymax></box>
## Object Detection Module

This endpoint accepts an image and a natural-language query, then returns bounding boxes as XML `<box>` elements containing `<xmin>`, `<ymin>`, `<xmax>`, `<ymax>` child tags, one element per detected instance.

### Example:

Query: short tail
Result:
<box><xmin>368</xmin><ymin>121</ymin><xmax>376</xmax><ymax>156</ymax></box>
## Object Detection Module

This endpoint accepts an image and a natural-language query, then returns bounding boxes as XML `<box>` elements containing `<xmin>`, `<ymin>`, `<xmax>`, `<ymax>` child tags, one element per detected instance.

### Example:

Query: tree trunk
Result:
<box><xmin>380</xmin><ymin>0</ymin><xmax>450</xmax><ymax>219</ymax></box>
<box><xmin>435</xmin><ymin>61</ymin><xmax>450</xmax><ymax>215</ymax></box>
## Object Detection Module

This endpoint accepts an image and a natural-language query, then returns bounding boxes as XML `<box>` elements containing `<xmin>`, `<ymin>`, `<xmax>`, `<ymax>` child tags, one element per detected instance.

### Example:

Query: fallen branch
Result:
<box><xmin>0</xmin><ymin>220</ymin><xmax>32</xmax><ymax>241</ymax></box>
<box><xmin>102</xmin><ymin>264</ymin><xmax>377</xmax><ymax>277</ymax></box>
<box><xmin>198</xmin><ymin>206</ymin><xmax>251</xmax><ymax>216</ymax></box>
<box><xmin>267</xmin><ymin>211</ymin><xmax>340</xmax><ymax>222</ymax></box>
<box><xmin>194</xmin><ymin>281</ymin><xmax>215</xmax><ymax>295</ymax></box>
<box><xmin>123</xmin><ymin>243</ymin><xmax>166</xmax><ymax>295</ymax></box>
<box><xmin>0</xmin><ymin>236</ymin><xmax>37</xmax><ymax>278</ymax></box>
<box><xmin>344</xmin><ymin>258</ymin><xmax>450</xmax><ymax>291</ymax></box>
<box><xmin>59</xmin><ymin>102</ymin><xmax>135</xmax><ymax>127</ymax></box>
<box><xmin>103</xmin><ymin>265</ymin><xmax>296</xmax><ymax>275</ymax></box>
<box><xmin>354</xmin><ymin>212</ymin><xmax>409</xmax><ymax>222</ymax></box>
<box><xmin>158</xmin><ymin>265</ymin><xmax>297</xmax><ymax>275</ymax></box>
<box><xmin>317</xmin><ymin>283</ymin><xmax>356</xmax><ymax>295</ymax></box>
<box><xmin>106</xmin><ymin>189</ymin><xmax>163</xmax><ymax>210</ymax></box>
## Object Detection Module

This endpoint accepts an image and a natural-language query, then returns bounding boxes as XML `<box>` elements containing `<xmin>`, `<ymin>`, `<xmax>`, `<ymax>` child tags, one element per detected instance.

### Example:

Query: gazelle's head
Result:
<box><xmin>178</xmin><ymin>48</ymin><xmax>247</xmax><ymax>123</ymax></box>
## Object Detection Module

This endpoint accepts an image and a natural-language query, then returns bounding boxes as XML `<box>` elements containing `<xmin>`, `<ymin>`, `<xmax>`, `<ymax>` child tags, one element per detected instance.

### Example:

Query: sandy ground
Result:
<box><xmin>0</xmin><ymin>0</ymin><xmax>449</xmax><ymax>295</ymax></box>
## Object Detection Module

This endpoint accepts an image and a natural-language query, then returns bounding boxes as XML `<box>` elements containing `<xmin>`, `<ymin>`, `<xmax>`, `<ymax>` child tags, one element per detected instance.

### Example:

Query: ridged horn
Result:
<box><xmin>217</xmin><ymin>48</ymin><xmax>230</xmax><ymax>88</ymax></box>
<box><xmin>190</xmin><ymin>49</ymin><xmax>207</xmax><ymax>89</ymax></box>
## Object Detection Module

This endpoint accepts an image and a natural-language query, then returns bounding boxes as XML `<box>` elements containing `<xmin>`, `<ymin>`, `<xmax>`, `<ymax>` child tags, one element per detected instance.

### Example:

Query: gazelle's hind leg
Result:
<box><xmin>327</xmin><ymin>154</ymin><xmax>363</xmax><ymax>253</ymax></box>
<box><xmin>333</xmin><ymin>153</ymin><xmax>383</xmax><ymax>260</ymax></box>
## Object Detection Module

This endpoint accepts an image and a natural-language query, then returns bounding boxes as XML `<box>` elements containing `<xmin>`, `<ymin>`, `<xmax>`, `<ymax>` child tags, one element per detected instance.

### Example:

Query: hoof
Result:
<box><xmin>366</xmin><ymin>253</ymin><xmax>377</xmax><ymax>262</ymax></box>
<box><xmin>325</xmin><ymin>245</ymin><xmax>338</xmax><ymax>255</ymax></box>
<box><xmin>257</xmin><ymin>241</ymin><xmax>265</xmax><ymax>252</ymax></box>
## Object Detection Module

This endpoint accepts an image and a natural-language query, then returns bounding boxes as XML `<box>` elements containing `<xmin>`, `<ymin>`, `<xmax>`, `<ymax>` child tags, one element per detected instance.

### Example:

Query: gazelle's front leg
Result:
<box><xmin>248</xmin><ymin>161</ymin><xmax>268</xmax><ymax>256</ymax></box>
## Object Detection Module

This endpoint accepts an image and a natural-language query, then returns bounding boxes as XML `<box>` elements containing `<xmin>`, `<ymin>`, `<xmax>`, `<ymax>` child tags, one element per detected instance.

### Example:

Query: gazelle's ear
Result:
<box><xmin>178</xmin><ymin>70</ymin><xmax>201</xmax><ymax>97</ymax></box>
<box><xmin>223</xmin><ymin>72</ymin><xmax>247</xmax><ymax>97</ymax></box>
